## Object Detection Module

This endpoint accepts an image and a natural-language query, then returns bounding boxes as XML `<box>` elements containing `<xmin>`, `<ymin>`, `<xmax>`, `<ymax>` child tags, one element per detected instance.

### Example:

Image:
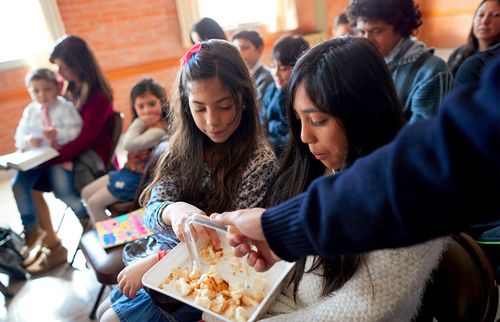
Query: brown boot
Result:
<box><xmin>26</xmin><ymin>243</ymin><xmax>68</xmax><ymax>276</ymax></box>
<box><xmin>21</xmin><ymin>226</ymin><xmax>47</xmax><ymax>256</ymax></box>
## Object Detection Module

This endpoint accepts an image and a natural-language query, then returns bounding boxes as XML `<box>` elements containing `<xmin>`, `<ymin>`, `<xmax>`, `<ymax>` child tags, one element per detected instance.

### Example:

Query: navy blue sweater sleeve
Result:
<box><xmin>262</xmin><ymin>57</ymin><xmax>500</xmax><ymax>261</ymax></box>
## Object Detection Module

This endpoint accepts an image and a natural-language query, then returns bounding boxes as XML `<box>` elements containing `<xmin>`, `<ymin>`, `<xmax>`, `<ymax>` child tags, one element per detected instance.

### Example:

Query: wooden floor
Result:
<box><xmin>0</xmin><ymin>170</ymin><xmax>111</xmax><ymax>322</ymax></box>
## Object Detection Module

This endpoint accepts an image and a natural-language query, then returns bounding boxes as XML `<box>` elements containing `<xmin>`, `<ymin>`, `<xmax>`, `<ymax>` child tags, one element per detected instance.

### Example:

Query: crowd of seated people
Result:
<box><xmin>6</xmin><ymin>0</ymin><xmax>499</xmax><ymax>321</ymax></box>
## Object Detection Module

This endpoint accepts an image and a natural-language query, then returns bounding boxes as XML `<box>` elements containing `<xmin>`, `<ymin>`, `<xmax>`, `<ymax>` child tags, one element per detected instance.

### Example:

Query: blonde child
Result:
<box><xmin>12</xmin><ymin>68</ymin><xmax>82</xmax><ymax>257</ymax></box>
<box><xmin>81</xmin><ymin>78</ymin><xmax>169</xmax><ymax>223</ymax></box>
<box><xmin>96</xmin><ymin>40</ymin><xmax>277</xmax><ymax>322</ymax></box>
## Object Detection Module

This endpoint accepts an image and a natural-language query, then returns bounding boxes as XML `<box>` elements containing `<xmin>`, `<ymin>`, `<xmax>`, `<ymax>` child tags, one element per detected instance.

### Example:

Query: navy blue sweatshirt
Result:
<box><xmin>262</xmin><ymin>57</ymin><xmax>500</xmax><ymax>261</ymax></box>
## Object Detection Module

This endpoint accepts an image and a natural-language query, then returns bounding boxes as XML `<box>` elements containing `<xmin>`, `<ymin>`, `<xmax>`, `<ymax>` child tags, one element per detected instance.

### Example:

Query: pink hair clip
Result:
<box><xmin>180</xmin><ymin>42</ymin><xmax>202</xmax><ymax>67</ymax></box>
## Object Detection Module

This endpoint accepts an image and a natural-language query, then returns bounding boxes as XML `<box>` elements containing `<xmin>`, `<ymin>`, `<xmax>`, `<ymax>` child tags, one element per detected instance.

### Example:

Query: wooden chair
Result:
<box><xmin>78</xmin><ymin>140</ymin><xmax>168</xmax><ymax>319</ymax></box>
<box><xmin>416</xmin><ymin>233</ymin><xmax>498</xmax><ymax>322</ymax></box>
<box><xmin>105</xmin><ymin>111</ymin><xmax>125</xmax><ymax>172</ymax></box>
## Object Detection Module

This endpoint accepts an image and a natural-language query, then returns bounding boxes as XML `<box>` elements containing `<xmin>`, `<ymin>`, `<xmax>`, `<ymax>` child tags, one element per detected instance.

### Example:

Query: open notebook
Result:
<box><xmin>0</xmin><ymin>147</ymin><xmax>59</xmax><ymax>171</ymax></box>
<box><xmin>95</xmin><ymin>208</ymin><xmax>153</xmax><ymax>249</ymax></box>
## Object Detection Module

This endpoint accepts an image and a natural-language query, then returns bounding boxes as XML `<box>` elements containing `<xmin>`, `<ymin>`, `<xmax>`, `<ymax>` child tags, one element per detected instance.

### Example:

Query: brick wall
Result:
<box><xmin>56</xmin><ymin>0</ymin><xmax>182</xmax><ymax>130</ymax></box>
<box><xmin>0</xmin><ymin>0</ymin><xmax>478</xmax><ymax>156</ymax></box>
<box><xmin>326</xmin><ymin>0</ymin><xmax>350</xmax><ymax>37</ymax></box>
<box><xmin>0</xmin><ymin>0</ymin><xmax>183</xmax><ymax>155</ymax></box>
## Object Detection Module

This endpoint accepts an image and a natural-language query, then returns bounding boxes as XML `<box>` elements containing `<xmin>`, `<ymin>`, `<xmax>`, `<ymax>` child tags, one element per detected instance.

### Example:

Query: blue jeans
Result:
<box><xmin>12</xmin><ymin>167</ymin><xmax>48</xmax><ymax>231</ymax></box>
<box><xmin>47</xmin><ymin>166</ymin><xmax>87</xmax><ymax>219</ymax></box>
<box><xmin>110</xmin><ymin>287</ymin><xmax>202</xmax><ymax>322</ymax></box>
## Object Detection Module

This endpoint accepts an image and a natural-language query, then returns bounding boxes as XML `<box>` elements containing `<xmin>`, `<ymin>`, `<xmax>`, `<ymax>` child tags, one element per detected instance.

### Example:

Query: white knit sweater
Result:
<box><xmin>261</xmin><ymin>237</ymin><xmax>447</xmax><ymax>322</ymax></box>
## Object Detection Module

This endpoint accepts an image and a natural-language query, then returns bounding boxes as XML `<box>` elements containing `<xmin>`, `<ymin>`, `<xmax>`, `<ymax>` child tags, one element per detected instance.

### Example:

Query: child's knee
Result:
<box><xmin>96</xmin><ymin>297</ymin><xmax>112</xmax><ymax>321</ymax></box>
<box><xmin>80</xmin><ymin>184</ymin><xmax>92</xmax><ymax>201</ymax></box>
<box><xmin>99</xmin><ymin>308</ymin><xmax>120</xmax><ymax>322</ymax></box>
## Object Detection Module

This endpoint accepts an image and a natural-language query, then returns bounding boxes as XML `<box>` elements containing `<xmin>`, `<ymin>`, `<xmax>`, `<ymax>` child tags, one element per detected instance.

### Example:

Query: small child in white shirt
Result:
<box><xmin>12</xmin><ymin>68</ymin><xmax>82</xmax><ymax>253</ymax></box>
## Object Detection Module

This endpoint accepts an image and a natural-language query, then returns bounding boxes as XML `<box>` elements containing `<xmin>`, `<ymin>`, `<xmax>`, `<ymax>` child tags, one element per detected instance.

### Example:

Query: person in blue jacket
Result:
<box><xmin>454</xmin><ymin>42</ymin><xmax>500</xmax><ymax>88</ymax></box>
<box><xmin>348</xmin><ymin>0</ymin><xmax>452</xmax><ymax>123</ymax></box>
<box><xmin>211</xmin><ymin>56</ymin><xmax>500</xmax><ymax>272</ymax></box>
<box><xmin>260</xmin><ymin>35</ymin><xmax>309</xmax><ymax>157</ymax></box>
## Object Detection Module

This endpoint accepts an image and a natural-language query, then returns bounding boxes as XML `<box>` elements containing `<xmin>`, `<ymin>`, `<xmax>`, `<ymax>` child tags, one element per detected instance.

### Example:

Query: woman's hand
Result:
<box><xmin>164</xmin><ymin>202</ymin><xmax>219</xmax><ymax>246</ymax></box>
<box><xmin>117</xmin><ymin>255</ymin><xmax>157</xmax><ymax>298</ymax></box>
<box><xmin>211</xmin><ymin>208</ymin><xmax>281</xmax><ymax>272</ymax></box>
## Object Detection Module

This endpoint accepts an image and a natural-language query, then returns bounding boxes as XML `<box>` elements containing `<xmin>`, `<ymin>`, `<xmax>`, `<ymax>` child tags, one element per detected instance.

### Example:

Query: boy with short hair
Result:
<box><xmin>348</xmin><ymin>0</ymin><xmax>452</xmax><ymax>123</ymax></box>
<box><xmin>232</xmin><ymin>30</ymin><xmax>273</xmax><ymax>108</ymax></box>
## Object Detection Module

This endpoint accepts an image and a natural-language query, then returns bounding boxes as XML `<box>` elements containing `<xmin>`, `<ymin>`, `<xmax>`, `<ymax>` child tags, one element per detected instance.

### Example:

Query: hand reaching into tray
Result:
<box><xmin>210</xmin><ymin>209</ymin><xmax>281</xmax><ymax>272</ymax></box>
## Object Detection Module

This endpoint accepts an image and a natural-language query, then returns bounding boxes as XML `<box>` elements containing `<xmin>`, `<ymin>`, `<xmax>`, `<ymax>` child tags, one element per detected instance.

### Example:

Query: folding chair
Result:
<box><xmin>416</xmin><ymin>233</ymin><xmax>498</xmax><ymax>322</ymax></box>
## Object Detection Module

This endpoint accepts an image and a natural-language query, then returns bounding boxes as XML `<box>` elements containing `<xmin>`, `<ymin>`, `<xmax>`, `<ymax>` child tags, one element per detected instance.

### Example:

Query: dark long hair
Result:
<box><xmin>191</xmin><ymin>17</ymin><xmax>227</xmax><ymax>43</ymax></box>
<box><xmin>272</xmin><ymin>35</ymin><xmax>310</xmax><ymax>67</ymax></box>
<box><xmin>262</xmin><ymin>37</ymin><xmax>404</xmax><ymax>298</ymax></box>
<box><xmin>140</xmin><ymin>40</ymin><xmax>260</xmax><ymax>214</ymax></box>
<box><xmin>49</xmin><ymin>35</ymin><xmax>113</xmax><ymax>103</ymax></box>
<box><xmin>130</xmin><ymin>78</ymin><xmax>169</xmax><ymax>121</ymax></box>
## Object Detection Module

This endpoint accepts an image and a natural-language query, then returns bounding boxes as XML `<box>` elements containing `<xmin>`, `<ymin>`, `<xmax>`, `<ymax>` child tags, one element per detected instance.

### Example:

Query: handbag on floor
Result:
<box><xmin>0</xmin><ymin>227</ymin><xmax>28</xmax><ymax>280</ymax></box>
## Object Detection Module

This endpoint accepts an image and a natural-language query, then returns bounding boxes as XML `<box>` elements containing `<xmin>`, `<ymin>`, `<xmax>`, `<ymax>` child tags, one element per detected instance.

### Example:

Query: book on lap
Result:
<box><xmin>95</xmin><ymin>208</ymin><xmax>153</xmax><ymax>249</ymax></box>
<box><xmin>0</xmin><ymin>147</ymin><xmax>59</xmax><ymax>171</ymax></box>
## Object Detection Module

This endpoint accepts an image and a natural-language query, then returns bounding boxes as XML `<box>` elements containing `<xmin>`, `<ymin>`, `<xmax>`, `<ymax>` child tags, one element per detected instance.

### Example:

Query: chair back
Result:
<box><xmin>417</xmin><ymin>233</ymin><xmax>498</xmax><ymax>322</ymax></box>
<box><xmin>105</xmin><ymin>112</ymin><xmax>124</xmax><ymax>171</ymax></box>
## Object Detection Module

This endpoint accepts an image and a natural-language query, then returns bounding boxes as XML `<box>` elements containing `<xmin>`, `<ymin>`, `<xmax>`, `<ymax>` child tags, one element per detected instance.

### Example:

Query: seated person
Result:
<box><xmin>447</xmin><ymin>0</ymin><xmax>500</xmax><ymax>77</ymax></box>
<box><xmin>261</xmin><ymin>35</ymin><xmax>309</xmax><ymax>157</ymax></box>
<box><xmin>190</xmin><ymin>17</ymin><xmax>226</xmax><ymax>43</ymax></box>
<box><xmin>27</xmin><ymin>35</ymin><xmax>116</xmax><ymax>275</ymax></box>
<box><xmin>95</xmin><ymin>40</ymin><xmax>277</xmax><ymax>322</ymax></box>
<box><xmin>232</xmin><ymin>30</ymin><xmax>273</xmax><ymax>109</ymax></box>
<box><xmin>259</xmin><ymin>37</ymin><xmax>446</xmax><ymax>321</ymax></box>
<box><xmin>454</xmin><ymin>42</ymin><xmax>500</xmax><ymax>88</ymax></box>
<box><xmin>81</xmin><ymin>78</ymin><xmax>168</xmax><ymax>223</ymax></box>
<box><xmin>12</xmin><ymin>68</ymin><xmax>82</xmax><ymax>257</ymax></box>
<box><xmin>348</xmin><ymin>0</ymin><xmax>452</xmax><ymax>123</ymax></box>
<box><xmin>332</xmin><ymin>12</ymin><xmax>356</xmax><ymax>37</ymax></box>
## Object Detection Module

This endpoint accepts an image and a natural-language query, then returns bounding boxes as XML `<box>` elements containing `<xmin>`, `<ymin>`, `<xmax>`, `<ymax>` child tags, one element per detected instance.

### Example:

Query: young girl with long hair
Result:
<box><xmin>258</xmin><ymin>37</ymin><xmax>447</xmax><ymax>321</ymax></box>
<box><xmin>96</xmin><ymin>39</ymin><xmax>277</xmax><ymax>322</ymax></box>
<box><xmin>81</xmin><ymin>78</ymin><xmax>169</xmax><ymax>223</ymax></box>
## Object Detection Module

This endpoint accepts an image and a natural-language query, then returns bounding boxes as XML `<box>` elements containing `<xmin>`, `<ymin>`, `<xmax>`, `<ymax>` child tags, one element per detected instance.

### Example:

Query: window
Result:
<box><xmin>0</xmin><ymin>0</ymin><xmax>64</xmax><ymax>70</ymax></box>
<box><xmin>197</xmin><ymin>0</ymin><xmax>276</xmax><ymax>30</ymax></box>
<box><xmin>175</xmin><ymin>0</ymin><xmax>297</xmax><ymax>47</ymax></box>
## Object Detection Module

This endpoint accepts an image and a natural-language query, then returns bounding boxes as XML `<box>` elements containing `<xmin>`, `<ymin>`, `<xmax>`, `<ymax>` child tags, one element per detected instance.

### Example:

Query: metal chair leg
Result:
<box><xmin>69</xmin><ymin>247</ymin><xmax>79</xmax><ymax>267</ymax></box>
<box><xmin>69</xmin><ymin>220</ymin><xmax>90</xmax><ymax>267</ymax></box>
<box><xmin>89</xmin><ymin>284</ymin><xmax>106</xmax><ymax>320</ymax></box>
<box><xmin>55</xmin><ymin>206</ymin><xmax>71</xmax><ymax>233</ymax></box>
